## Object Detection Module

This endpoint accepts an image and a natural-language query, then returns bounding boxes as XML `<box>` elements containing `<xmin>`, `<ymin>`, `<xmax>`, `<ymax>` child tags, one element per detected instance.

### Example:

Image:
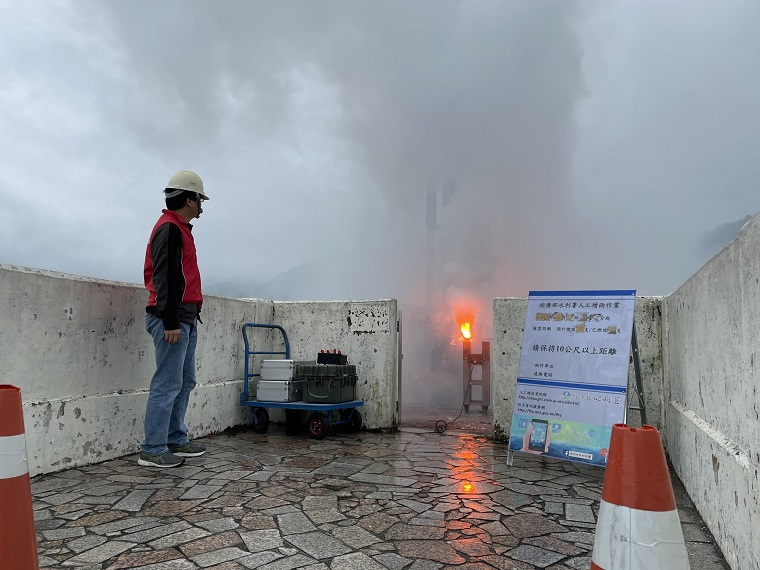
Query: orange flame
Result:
<box><xmin>450</xmin><ymin>310</ymin><xmax>476</xmax><ymax>345</ymax></box>
<box><xmin>447</xmin><ymin>296</ymin><xmax>480</xmax><ymax>345</ymax></box>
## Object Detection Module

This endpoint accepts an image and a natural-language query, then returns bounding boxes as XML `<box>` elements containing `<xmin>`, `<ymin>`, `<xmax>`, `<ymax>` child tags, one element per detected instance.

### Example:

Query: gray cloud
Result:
<box><xmin>90</xmin><ymin>1</ymin><xmax>589</xmax><ymax>306</ymax></box>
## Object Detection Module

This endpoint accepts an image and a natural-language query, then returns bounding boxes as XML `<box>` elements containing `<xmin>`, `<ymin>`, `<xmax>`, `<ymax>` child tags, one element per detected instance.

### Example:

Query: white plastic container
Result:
<box><xmin>256</xmin><ymin>379</ymin><xmax>303</xmax><ymax>402</ymax></box>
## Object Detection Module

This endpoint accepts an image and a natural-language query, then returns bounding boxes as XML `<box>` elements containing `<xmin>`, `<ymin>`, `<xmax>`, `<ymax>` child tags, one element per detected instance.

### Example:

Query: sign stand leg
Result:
<box><xmin>628</xmin><ymin>322</ymin><xmax>648</xmax><ymax>425</ymax></box>
<box><xmin>507</xmin><ymin>450</ymin><xmax>514</xmax><ymax>467</ymax></box>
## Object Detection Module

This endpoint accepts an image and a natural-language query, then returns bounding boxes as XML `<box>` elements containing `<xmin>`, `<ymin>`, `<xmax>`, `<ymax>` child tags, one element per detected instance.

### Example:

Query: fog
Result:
<box><xmin>1</xmin><ymin>1</ymin><xmax>759</xmax><ymax>408</ymax></box>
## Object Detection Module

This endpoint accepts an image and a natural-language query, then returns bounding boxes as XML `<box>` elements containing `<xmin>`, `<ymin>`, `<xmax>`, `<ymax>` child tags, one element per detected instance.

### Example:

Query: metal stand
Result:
<box><xmin>463</xmin><ymin>340</ymin><xmax>490</xmax><ymax>413</ymax></box>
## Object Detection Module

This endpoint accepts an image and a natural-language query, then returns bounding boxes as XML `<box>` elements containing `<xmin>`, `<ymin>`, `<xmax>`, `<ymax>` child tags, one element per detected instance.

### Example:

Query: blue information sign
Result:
<box><xmin>508</xmin><ymin>290</ymin><xmax>636</xmax><ymax>467</ymax></box>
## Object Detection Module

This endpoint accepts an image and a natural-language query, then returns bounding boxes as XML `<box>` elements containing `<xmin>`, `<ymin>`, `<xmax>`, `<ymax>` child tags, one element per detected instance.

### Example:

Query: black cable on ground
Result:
<box><xmin>434</xmin><ymin>370</ymin><xmax>473</xmax><ymax>434</ymax></box>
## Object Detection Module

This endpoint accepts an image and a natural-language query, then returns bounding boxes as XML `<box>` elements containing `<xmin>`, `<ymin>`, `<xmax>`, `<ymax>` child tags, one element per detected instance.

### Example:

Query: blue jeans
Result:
<box><xmin>141</xmin><ymin>313</ymin><xmax>197</xmax><ymax>455</ymax></box>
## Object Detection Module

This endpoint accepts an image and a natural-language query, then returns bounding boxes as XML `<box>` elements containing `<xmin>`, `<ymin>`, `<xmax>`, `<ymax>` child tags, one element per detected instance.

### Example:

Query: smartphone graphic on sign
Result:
<box><xmin>529</xmin><ymin>419</ymin><xmax>549</xmax><ymax>452</ymax></box>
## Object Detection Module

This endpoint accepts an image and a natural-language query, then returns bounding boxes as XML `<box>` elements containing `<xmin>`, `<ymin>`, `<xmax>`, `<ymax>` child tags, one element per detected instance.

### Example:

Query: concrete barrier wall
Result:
<box><xmin>273</xmin><ymin>300</ymin><xmax>399</xmax><ymax>430</ymax></box>
<box><xmin>0</xmin><ymin>265</ymin><xmax>398</xmax><ymax>476</ymax></box>
<box><xmin>662</xmin><ymin>216</ymin><xmax>760</xmax><ymax>570</ymax></box>
<box><xmin>492</xmin><ymin>296</ymin><xmax>664</xmax><ymax>443</ymax></box>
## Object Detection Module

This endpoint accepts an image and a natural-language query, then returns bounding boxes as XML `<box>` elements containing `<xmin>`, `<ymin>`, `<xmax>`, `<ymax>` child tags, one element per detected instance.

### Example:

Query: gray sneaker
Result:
<box><xmin>138</xmin><ymin>450</ymin><xmax>185</xmax><ymax>468</ymax></box>
<box><xmin>168</xmin><ymin>442</ymin><xmax>206</xmax><ymax>457</ymax></box>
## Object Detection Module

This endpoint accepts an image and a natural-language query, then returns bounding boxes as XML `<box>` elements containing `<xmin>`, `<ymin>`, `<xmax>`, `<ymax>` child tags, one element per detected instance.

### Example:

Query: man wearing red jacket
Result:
<box><xmin>139</xmin><ymin>171</ymin><xmax>209</xmax><ymax>468</ymax></box>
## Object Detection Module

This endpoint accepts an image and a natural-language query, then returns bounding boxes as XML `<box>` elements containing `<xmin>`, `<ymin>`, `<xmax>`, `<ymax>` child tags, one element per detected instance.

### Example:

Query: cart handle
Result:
<box><xmin>241</xmin><ymin>323</ymin><xmax>291</xmax><ymax>404</ymax></box>
<box><xmin>242</xmin><ymin>323</ymin><xmax>291</xmax><ymax>359</ymax></box>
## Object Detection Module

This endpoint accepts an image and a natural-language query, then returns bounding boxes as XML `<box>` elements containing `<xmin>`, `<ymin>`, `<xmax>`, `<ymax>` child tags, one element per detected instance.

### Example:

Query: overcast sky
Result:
<box><xmin>2</xmin><ymin>0</ymin><xmax>759</xmax><ymax>313</ymax></box>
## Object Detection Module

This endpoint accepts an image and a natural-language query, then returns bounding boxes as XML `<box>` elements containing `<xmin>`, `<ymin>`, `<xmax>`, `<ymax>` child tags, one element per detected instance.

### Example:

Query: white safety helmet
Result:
<box><xmin>164</xmin><ymin>170</ymin><xmax>209</xmax><ymax>200</ymax></box>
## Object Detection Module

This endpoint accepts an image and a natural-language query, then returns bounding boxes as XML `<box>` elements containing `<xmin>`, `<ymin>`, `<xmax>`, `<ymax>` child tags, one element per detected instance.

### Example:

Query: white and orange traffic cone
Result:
<box><xmin>0</xmin><ymin>385</ymin><xmax>39</xmax><ymax>569</ymax></box>
<box><xmin>591</xmin><ymin>423</ymin><xmax>690</xmax><ymax>570</ymax></box>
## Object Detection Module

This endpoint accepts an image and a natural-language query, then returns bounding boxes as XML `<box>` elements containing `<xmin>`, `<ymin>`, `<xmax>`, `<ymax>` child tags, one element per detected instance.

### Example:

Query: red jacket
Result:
<box><xmin>144</xmin><ymin>210</ymin><xmax>203</xmax><ymax>329</ymax></box>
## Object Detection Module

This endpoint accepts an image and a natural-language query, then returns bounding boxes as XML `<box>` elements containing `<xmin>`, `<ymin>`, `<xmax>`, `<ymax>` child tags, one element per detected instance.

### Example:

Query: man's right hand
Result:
<box><xmin>164</xmin><ymin>329</ymin><xmax>181</xmax><ymax>344</ymax></box>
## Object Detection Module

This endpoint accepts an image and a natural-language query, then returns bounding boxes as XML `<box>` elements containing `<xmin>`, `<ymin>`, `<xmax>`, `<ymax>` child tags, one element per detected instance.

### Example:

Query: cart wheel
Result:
<box><xmin>307</xmin><ymin>412</ymin><xmax>329</xmax><ymax>440</ymax></box>
<box><xmin>252</xmin><ymin>407</ymin><xmax>270</xmax><ymax>434</ymax></box>
<box><xmin>342</xmin><ymin>409</ymin><xmax>362</xmax><ymax>432</ymax></box>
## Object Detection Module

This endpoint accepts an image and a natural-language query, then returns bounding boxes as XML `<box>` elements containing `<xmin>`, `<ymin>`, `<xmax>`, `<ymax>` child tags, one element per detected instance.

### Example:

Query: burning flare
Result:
<box><xmin>449</xmin><ymin>303</ymin><xmax>477</xmax><ymax>345</ymax></box>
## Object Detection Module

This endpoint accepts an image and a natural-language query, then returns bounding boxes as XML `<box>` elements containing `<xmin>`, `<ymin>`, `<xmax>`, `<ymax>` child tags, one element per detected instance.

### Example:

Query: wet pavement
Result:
<box><xmin>399</xmin><ymin>406</ymin><xmax>494</xmax><ymax>437</ymax></box>
<box><xmin>31</xmin><ymin>412</ymin><xmax>730</xmax><ymax>569</ymax></box>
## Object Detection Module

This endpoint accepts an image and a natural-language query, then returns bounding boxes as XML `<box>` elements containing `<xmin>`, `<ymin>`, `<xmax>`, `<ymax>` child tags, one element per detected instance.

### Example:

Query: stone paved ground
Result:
<box><xmin>400</xmin><ymin>406</ymin><xmax>494</xmax><ymax>436</ymax></box>
<box><xmin>31</xmin><ymin>416</ymin><xmax>730</xmax><ymax>569</ymax></box>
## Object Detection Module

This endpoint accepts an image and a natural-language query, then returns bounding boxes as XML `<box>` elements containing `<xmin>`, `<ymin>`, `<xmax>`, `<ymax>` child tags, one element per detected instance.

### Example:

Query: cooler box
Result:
<box><xmin>303</xmin><ymin>377</ymin><xmax>343</xmax><ymax>403</ymax></box>
<box><xmin>341</xmin><ymin>374</ymin><xmax>357</xmax><ymax>401</ymax></box>
<box><xmin>294</xmin><ymin>362</ymin><xmax>318</xmax><ymax>378</ymax></box>
<box><xmin>302</xmin><ymin>364</ymin><xmax>358</xmax><ymax>403</ymax></box>
<box><xmin>256</xmin><ymin>379</ymin><xmax>303</xmax><ymax>402</ymax></box>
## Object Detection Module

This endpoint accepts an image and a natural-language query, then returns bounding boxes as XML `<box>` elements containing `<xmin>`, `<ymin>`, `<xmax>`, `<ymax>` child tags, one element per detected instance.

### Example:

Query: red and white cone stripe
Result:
<box><xmin>0</xmin><ymin>385</ymin><xmax>39</xmax><ymax>570</ymax></box>
<box><xmin>591</xmin><ymin>501</ymin><xmax>689</xmax><ymax>569</ymax></box>
<box><xmin>590</xmin><ymin>424</ymin><xmax>690</xmax><ymax>570</ymax></box>
<box><xmin>0</xmin><ymin>433</ymin><xmax>29</xmax><ymax>479</ymax></box>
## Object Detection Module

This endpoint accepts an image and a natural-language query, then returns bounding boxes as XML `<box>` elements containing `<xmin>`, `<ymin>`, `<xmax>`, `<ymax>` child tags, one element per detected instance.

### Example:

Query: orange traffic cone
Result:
<box><xmin>591</xmin><ymin>423</ymin><xmax>690</xmax><ymax>569</ymax></box>
<box><xmin>0</xmin><ymin>385</ymin><xmax>39</xmax><ymax>569</ymax></box>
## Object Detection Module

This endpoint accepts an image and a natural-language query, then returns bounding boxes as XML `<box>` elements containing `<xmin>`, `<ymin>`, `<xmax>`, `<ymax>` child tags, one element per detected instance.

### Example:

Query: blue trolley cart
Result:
<box><xmin>240</xmin><ymin>323</ymin><xmax>363</xmax><ymax>439</ymax></box>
